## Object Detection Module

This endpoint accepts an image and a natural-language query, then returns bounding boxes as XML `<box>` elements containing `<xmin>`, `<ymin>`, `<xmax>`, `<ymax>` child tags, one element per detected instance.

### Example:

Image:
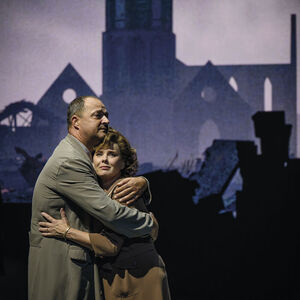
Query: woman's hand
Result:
<box><xmin>39</xmin><ymin>208</ymin><xmax>70</xmax><ymax>238</ymax></box>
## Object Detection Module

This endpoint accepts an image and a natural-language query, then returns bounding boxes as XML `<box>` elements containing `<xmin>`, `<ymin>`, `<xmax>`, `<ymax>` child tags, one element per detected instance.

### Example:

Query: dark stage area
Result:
<box><xmin>1</xmin><ymin>112</ymin><xmax>300</xmax><ymax>299</ymax></box>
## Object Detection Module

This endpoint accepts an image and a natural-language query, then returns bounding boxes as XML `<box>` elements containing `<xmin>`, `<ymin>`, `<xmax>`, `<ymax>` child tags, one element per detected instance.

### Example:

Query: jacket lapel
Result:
<box><xmin>64</xmin><ymin>134</ymin><xmax>98</xmax><ymax>178</ymax></box>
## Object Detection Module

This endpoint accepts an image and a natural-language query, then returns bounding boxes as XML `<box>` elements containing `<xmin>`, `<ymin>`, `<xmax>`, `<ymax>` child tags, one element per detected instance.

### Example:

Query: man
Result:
<box><xmin>28</xmin><ymin>96</ymin><xmax>155</xmax><ymax>300</ymax></box>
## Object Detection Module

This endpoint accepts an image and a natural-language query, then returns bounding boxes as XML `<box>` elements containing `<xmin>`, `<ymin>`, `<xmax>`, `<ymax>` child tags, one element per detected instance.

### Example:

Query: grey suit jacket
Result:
<box><xmin>28</xmin><ymin>134</ymin><xmax>153</xmax><ymax>300</ymax></box>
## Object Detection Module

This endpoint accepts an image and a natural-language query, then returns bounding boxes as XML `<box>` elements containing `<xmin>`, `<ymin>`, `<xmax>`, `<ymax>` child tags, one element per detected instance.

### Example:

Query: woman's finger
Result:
<box><xmin>60</xmin><ymin>208</ymin><xmax>69</xmax><ymax>225</ymax></box>
<box><xmin>39</xmin><ymin>227</ymin><xmax>49</xmax><ymax>232</ymax></box>
<box><xmin>38</xmin><ymin>221</ymin><xmax>51</xmax><ymax>227</ymax></box>
<box><xmin>41</xmin><ymin>212</ymin><xmax>56</xmax><ymax>222</ymax></box>
<box><xmin>41</xmin><ymin>232</ymin><xmax>55</xmax><ymax>237</ymax></box>
<box><xmin>60</xmin><ymin>208</ymin><xmax>66</xmax><ymax>219</ymax></box>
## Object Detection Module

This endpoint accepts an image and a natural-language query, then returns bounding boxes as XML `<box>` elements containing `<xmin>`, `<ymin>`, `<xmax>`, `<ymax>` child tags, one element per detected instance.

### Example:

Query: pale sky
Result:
<box><xmin>1</xmin><ymin>0</ymin><xmax>300</xmax><ymax>109</ymax></box>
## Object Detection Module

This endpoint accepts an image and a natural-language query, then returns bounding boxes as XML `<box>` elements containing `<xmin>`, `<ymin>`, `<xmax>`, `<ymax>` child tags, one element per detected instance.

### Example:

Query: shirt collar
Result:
<box><xmin>68</xmin><ymin>134</ymin><xmax>92</xmax><ymax>161</ymax></box>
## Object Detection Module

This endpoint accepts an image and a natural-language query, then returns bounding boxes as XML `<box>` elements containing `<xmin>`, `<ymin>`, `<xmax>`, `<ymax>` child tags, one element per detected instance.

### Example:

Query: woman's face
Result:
<box><xmin>93</xmin><ymin>143</ymin><xmax>125</xmax><ymax>181</ymax></box>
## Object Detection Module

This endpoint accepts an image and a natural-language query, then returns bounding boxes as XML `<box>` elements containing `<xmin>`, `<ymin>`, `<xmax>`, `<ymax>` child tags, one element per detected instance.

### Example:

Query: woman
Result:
<box><xmin>39</xmin><ymin>128</ymin><xmax>171</xmax><ymax>300</ymax></box>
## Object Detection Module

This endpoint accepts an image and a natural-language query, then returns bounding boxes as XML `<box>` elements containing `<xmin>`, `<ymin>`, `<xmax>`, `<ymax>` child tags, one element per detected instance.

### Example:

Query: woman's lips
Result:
<box><xmin>100</xmin><ymin>166</ymin><xmax>110</xmax><ymax>170</ymax></box>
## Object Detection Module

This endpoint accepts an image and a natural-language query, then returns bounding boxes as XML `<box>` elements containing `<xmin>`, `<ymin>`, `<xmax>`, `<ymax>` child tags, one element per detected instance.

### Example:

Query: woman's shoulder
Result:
<box><xmin>106</xmin><ymin>179</ymin><xmax>123</xmax><ymax>198</ymax></box>
<box><xmin>129</xmin><ymin>198</ymin><xmax>148</xmax><ymax>213</ymax></box>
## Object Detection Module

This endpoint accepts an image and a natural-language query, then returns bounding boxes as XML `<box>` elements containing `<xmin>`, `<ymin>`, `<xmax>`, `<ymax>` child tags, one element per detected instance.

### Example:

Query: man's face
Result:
<box><xmin>77</xmin><ymin>97</ymin><xmax>109</xmax><ymax>144</ymax></box>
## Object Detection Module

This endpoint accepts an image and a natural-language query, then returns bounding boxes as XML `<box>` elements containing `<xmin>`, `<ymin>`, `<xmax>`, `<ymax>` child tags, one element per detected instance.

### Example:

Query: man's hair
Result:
<box><xmin>93</xmin><ymin>128</ymin><xmax>138</xmax><ymax>177</ymax></box>
<box><xmin>67</xmin><ymin>96</ymin><xmax>86</xmax><ymax>128</ymax></box>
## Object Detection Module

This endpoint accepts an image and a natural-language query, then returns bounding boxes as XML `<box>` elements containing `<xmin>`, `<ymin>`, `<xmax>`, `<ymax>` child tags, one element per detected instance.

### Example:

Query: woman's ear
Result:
<box><xmin>121</xmin><ymin>160</ymin><xmax>126</xmax><ymax>170</ymax></box>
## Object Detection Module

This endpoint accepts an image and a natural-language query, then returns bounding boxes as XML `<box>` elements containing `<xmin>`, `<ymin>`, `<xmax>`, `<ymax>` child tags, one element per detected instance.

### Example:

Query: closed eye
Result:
<box><xmin>108</xmin><ymin>151</ymin><xmax>118</xmax><ymax>157</ymax></box>
<box><xmin>93</xmin><ymin>110</ymin><xmax>108</xmax><ymax>119</ymax></box>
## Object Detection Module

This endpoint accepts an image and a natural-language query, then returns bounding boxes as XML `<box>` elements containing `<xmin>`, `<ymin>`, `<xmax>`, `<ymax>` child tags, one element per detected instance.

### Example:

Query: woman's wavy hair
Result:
<box><xmin>93</xmin><ymin>128</ymin><xmax>138</xmax><ymax>177</ymax></box>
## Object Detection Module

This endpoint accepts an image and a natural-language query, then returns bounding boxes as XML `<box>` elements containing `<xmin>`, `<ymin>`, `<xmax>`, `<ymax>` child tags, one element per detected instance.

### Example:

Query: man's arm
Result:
<box><xmin>55</xmin><ymin>158</ymin><xmax>154</xmax><ymax>238</ymax></box>
<box><xmin>113</xmin><ymin>176</ymin><xmax>152</xmax><ymax>205</ymax></box>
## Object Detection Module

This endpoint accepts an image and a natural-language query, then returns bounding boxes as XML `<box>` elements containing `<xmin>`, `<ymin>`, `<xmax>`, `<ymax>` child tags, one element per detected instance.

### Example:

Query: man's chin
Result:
<box><xmin>99</xmin><ymin>131</ymin><xmax>108</xmax><ymax>138</ymax></box>
<box><xmin>93</xmin><ymin>132</ymin><xmax>106</xmax><ymax>145</ymax></box>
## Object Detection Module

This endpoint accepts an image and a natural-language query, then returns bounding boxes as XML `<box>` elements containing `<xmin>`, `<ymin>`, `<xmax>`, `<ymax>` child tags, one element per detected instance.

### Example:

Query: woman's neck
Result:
<box><xmin>101</xmin><ymin>175</ymin><xmax>122</xmax><ymax>193</ymax></box>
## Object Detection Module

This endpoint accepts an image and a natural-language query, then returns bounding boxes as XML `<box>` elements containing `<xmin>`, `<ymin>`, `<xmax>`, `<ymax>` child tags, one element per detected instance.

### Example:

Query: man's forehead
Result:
<box><xmin>84</xmin><ymin>97</ymin><xmax>107</xmax><ymax>111</ymax></box>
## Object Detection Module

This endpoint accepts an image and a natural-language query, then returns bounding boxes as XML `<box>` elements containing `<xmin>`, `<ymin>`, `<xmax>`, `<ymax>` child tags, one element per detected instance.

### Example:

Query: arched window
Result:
<box><xmin>229</xmin><ymin>76</ymin><xmax>238</xmax><ymax>92</ymax></box>
<box><xmin>115</xmin><ymin>0</ymin><xmax>126</xmax><ymax>29</ymax></box>
<box><xmin>201</xmin><ymin>86</ymin><xmax>217</xmax><ymax>103</ymax></box>
<box><xmin>151</xmin><ymin>37</ymin><xmax>164</xmax><ymax>91</ymax></box>
<box><xmin>130</xmin><ymin>38</ymin><xmax>146</xmax><ymax>90</ymax></box>
<box><xmin>198</xmin><ymin>119</ymin><xmax>221</xmax><ymax>157</ymax></box>
<box><xmin>152</xmin><ymin>0</ymin><xmax>162</xmax><ymax>27</ymax></box>
<box><xmin>264</xmin><ymin>77</ymin><xmax>272</xmax><ymax>111</ymax></box>
<box><xmin>109</xmin><ymin>38</ymin><xmax>127</xmax><ymax>91</ymax></box>
<box><xmin>134</xmin><ymin>0</ymin><xmax>152</xmax><ymax>28</ymax></box>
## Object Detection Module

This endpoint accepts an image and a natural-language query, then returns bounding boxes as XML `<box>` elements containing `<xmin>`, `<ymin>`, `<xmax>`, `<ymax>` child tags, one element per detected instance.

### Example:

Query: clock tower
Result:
<box><xmin>103</xmin><ymin>0</ymin><xmax>175</xmax><ymax>96</ymax></box>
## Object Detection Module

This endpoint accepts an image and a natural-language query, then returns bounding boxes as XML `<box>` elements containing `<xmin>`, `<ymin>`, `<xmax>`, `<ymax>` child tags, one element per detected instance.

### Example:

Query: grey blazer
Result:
<box><xmin>28</xmin><ymin>134</ymin><xmax>153</xmax><ymax>300</ymax></box>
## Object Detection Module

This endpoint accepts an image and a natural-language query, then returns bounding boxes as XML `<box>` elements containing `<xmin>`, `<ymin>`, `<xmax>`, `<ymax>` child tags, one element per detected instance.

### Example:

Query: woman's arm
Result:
<box><xmin>89</xmin><ymin>229</ymin><xmax>124</xmax><ymax>257</ymax></box>
<box><xmin>39</xmin><ymin>208</ymin><xmax>123</xmax><ymax>256</ymax></box>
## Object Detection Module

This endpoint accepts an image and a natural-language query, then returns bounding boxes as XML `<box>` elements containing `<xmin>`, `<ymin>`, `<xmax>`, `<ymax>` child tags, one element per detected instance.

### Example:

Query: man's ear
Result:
<box><xmin>71</xmin><ymin>115</ymin><xmax>80</xmax><ymax>130</ymax></box>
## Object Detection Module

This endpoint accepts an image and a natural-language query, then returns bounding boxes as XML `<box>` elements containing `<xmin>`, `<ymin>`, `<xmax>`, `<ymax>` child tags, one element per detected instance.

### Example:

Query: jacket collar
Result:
<box><xmin>65</xmin><ymin>134</ymin><xmax>92</xmax><ymax>162</ymax></box>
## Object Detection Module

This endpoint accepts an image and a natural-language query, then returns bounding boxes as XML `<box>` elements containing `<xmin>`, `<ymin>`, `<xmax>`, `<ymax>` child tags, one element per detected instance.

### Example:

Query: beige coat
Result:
<box><xmin>28</xmin><ymin>134</ymin><xmax>153</xmax><ymax>300</ymax></box>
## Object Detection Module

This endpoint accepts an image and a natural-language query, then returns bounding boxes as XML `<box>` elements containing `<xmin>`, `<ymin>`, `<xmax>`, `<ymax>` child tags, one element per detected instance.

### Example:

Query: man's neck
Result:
<box><xmin>69</xmin><ymin>131</ymin><xmax>93</xmax><ymax>152</ymax></box>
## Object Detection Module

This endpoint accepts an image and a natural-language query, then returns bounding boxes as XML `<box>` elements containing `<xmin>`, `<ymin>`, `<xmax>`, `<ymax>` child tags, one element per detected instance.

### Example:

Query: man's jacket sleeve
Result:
<box><xmin>55</xmin><ymin>158</ymin><xmax>153</xmax><ymax>238</ymax></box>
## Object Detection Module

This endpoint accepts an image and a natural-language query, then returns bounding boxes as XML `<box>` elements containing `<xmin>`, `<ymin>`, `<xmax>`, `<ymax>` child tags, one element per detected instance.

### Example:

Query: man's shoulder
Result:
<box><xmin>52</xmin><ymin>135</ymin><xmax>86</xmax><ymax>160</ymax></box>
<box><xmin>39</xmin><ymin>136</ymin><xmax>87</xmax><ymax>175</ymax></box>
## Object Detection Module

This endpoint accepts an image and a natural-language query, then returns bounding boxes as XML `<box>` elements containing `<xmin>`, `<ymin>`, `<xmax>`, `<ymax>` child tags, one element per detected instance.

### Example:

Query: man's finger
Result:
<box><xmin>125</xmin><ymin>194</ymin><xmax>139</xmax><ymax>205</ymax></box>
<box><xmin>117</xmin><ymin>191</ymin><xmax>136</xmax><ymax>204</ymax></box>
<box><xmin>41</xmin><ymin>212</ymin><xmax>55</xmax><ymax>222</ymax></box>
<box><xmin>114</xmin><ymin>183</ymin><xmax>132</xmax><ymax>194</ymax></box>
<box><xmin>114</xmin><ymin>186</ymin><xmax>133</xmax><ymax>199</ymax></box>
<box><xmin>116</xmin><ymin>178</ymin><xmax>130</xmax><ymax>187</ymax></box>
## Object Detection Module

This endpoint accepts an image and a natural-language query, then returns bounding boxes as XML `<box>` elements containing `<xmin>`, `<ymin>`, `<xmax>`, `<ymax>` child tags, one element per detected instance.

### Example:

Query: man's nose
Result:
<box><xmin>102</xmin><ymin>115</ymin><xmax>109</xmax><ymax>124</ymax></box>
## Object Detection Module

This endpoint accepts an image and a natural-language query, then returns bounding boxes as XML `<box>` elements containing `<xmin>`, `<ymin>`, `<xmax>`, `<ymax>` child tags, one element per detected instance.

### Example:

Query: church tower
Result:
<box><xmin>102</xmin><ymin>0</ymin><xmax>175</xmax><ymax>96</ymax></box>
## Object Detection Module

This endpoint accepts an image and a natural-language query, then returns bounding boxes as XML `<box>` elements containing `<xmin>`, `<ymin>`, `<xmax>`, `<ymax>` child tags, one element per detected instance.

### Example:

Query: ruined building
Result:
<box><xmin>0</xmin><ymin>0</ymin><xmax>297</xmax><ymax>200</ymax></box>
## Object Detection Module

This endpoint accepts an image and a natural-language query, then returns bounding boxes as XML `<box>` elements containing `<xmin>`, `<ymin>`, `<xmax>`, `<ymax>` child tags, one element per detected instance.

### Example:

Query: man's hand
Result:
<box><xmin>113</xmin><ymin>177</ymin><xmax>147</xmax><ymax>205</ymax></box>
<box><xmin>150</xmin><ymin>212</ymin><xmax>159</xmax><ymax>241</ymax></box>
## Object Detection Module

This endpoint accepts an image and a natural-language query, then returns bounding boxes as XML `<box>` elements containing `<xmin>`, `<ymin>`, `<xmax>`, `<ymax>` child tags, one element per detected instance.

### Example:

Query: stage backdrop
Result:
<box><xmin>2</xmin><ymin>2</ymin><xmax>300</xmax><ymax>299</ymax></box>
<box><xmin>0</xmin><ymin>0</ymin><xmax>299</xmax><ymax>202</ymax></box>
